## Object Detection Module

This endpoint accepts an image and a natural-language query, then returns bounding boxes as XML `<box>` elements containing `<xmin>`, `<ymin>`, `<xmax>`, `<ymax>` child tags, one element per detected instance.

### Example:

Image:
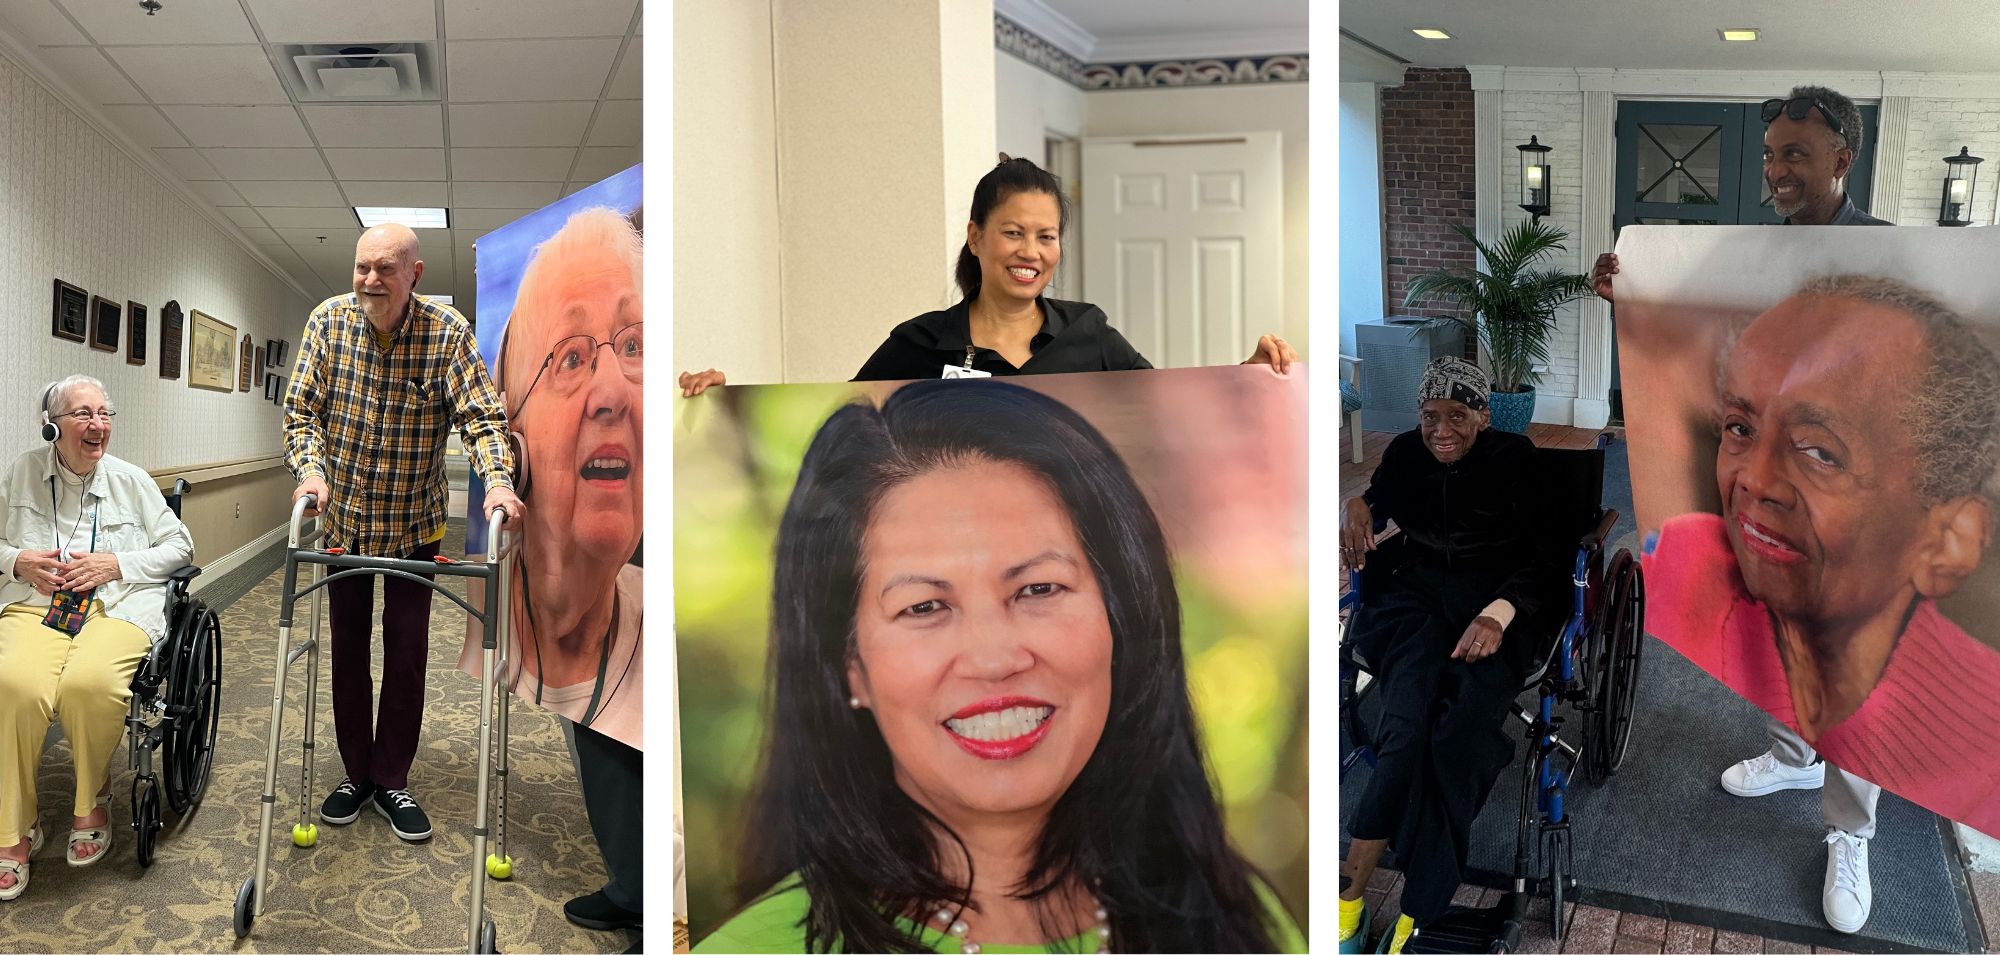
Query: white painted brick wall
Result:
<box><xmin>1897</xmin><ymin>98</ymin><xmax>2000</xmax><ymax>227</ymax></box>
<box><xmin>1500</xmin><ymin>91</ymin><xmax>1585</xmax><ymax>400</ymax></box>
<box><xmin>0</xmin><ymin>53</ymin><xmax>310</xmax><ymax>471</ymax></box>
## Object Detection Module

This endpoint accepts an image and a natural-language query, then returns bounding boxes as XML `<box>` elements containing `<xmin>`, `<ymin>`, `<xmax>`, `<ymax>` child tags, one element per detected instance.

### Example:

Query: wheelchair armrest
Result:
<box><xmin>168</xmin><ymin>565</ymin><xmax>203</xmax><ymax>583</ymax></box>
<box><xmin>1578</xmin><ymin>509</ymin><xmax>1619</xmax><ymax>554</ymax></box>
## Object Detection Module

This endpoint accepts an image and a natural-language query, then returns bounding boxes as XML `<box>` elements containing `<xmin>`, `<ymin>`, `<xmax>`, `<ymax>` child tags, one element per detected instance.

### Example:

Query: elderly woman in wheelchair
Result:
<box><xmin>0</xmin><ymin>375</ymin><xmax>194</xmax><ymax>900</ymax></box>
<box><xmin>1338</xmin><ymin>358</ymin><xmax>1645</xmax><ymax>954</ymax></box>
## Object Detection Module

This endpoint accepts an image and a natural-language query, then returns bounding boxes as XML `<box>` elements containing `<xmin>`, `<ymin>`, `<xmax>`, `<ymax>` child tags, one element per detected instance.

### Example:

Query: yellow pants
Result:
<box><xmin>0</xmin><ymin>601</ymin><xmax>148</xmax><ymax>847</ymax></box>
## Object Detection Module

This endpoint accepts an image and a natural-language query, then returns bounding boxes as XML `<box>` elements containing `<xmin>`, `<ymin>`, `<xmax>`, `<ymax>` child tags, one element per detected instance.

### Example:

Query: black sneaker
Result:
<box><xmin>371</xmin><ymin>788</ymin><xmax>433</xmax><ymax>841</ymax></box>
<box><xmin>564</xmin><ymin>890</ymin><xmax>642</xmax><ymax>931</ymax></box>
<box><xmin>319</xmin><ymin>777</ymin><xmax>374</xmax><ymax>825</ymax></box>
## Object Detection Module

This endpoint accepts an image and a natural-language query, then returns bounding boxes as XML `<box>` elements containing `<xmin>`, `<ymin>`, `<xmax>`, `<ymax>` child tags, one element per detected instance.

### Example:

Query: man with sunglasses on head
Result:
<box><xmin>1592</xmin><ymin>85</ymin><xmax>1890</xmax><ymax>935</ymax></box>
<box><xmin>283</xmin><ymin>222</ymin><xmax>523</xmax><ymax>845</ymax></box>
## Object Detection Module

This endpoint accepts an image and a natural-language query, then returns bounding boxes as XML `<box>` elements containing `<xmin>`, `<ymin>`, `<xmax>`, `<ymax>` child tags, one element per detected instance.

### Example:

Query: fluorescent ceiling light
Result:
<box><xmin>355</xmin><ymin>206</ymin><xmax>449</xmax><ymax>229</ymax></box>
<box><xmin>1719</xmin><ymin>28</ymin><xmax>1759</xmax><ymax>41</ymax></box>
<box><xmin>1412</xmin><ymin>28</ymin><xmax>1452</xmax><ymax>40</ymax></box>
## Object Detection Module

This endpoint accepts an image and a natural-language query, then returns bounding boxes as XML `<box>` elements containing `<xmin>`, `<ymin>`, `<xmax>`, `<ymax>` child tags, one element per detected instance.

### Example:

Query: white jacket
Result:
<box><xmin>0</xmin><ymin>446</ymin><xmax>195</xmax><ymax>644</ymax></box>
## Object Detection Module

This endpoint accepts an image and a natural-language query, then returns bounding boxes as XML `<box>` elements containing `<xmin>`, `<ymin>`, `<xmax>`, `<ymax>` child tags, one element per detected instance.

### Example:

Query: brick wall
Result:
<box><xmin>1898</xmin><ymin>98</ymin><xmax>2000</xmax><ymax>227</ymax></box>
<box><xmin>1381</xmin><ymin>68</ymin><xmax>1476</xmax><ymax>323</ymax></box>
<box><xmin>1501</xmin><ymin>91</ymin><xmax>1586</xmax><ymax>399</ymax></box>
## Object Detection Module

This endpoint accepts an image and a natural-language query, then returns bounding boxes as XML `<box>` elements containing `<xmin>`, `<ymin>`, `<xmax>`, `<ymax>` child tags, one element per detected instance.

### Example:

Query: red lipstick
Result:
<box><xmin>942</xmin><ymin>695</ymin><xmax>1056</xmax><ymax>761</ymax></box>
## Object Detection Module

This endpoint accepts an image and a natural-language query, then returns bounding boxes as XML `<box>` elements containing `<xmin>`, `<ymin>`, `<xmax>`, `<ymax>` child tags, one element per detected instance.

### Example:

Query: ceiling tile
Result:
<box><xmin>450</xmin><ymin>147</ymin><xmax>574</xmax><ymax>181</ymax></box>
<box><xmin>33</xmin><ymin>47</ymin><xmax>143</xmax><ymax>104</ymax></box>
<box><xmin>341</xmin><ymin>180</ymin><xmax>449</xmax><ymax>206</ymax></box>
<box><xmin>103</xmin><ymin>45</ymin><xmax>287</xmax><ymax>104</ymax></box>
<box><xmin>57</xmin><ymin>0</ymin><xmax>257</xmax><ymax>45</ymax></box>
<box><xmin>447</xmin><ymin>39</ymin><xmax>619</xmax><ymax>102</ymax></box>
<box><xmin>259</xmin><ymin>207</ymin><xmax>363</xmax><ymax>229</ymax></box>
<box><xmin>162</xmin><ymin>105</ymin><xmax>312</xmax><ymax>147</ymax></box>
<box><xmin>153</xmin><ymin>147</ymin><xmax>220</xmax><ymax>179</ymax></box>
<box><xmin>237</xmin><ymin>226</ymin><xmax>282</xmax><ymax>244</ymax></box>
<box><xmin>455</xmin><ymin>230</ymin><xmax>489</xmax><ymax>250</ymax></box>
<box><xmin>301</xmin><ymin>104</ymin><xmax>445</xmax><ymax>148</ymax></box>
<box><xmin>100</xmin><ymin>105</ymin><xmax>186</xmax><ymax>147</ymax></box>
<box><xmin>182</xmin><ymin>179</ymin><xmax>247</xmax><ymax>206</ymax></box>
<box><xmin>444</xmin><ymin>0</ymin><xmax>637</xmax><ymax>39</ymax></box>
<box><xmin>0</xmin><ymin>3</ymin><xmax>88</xmax><ymax>44</ymax></box>
<box><xmin>605</xmin><ymin>44</ymin><xmax>640</xmax><ymax>99</ymax></box>
<box><xmin>585</xmin><ymin>100</ymin><xmax>639</xmax><ymax>147</ymax></box>
<box><xmin>453</xmin><ymin>180</ymin><xmax>562</xmax><ymax>206</ymax></box>
<box><xmin>324</xmin><ymin>147</ymin><xmax>447</xmax><ymax>180</ymax></box>
<box><xmin>571</xmin><ymin>146</ymin><xmax>639</xmax><ymax>183</ymax></box>
<box><xmin>218</xmin><ymin>206</ymin><xmax>268</xmax><ymax>229</ymax></box>
<box><xmin>449</xmin><ymin>208</ymin><xmax>537</xmax><ymax>230</ymax></box>
<box><xmin>244</xmin><ymin>0</ymin><xmax>438</xmax><ymax>43</ymax></box>
<box><xmin>280</xmin><ymin>228</ymin><xmax>362</xmax><ymax>251</ymax></box>
<box><xmin>448</xmin><ymin>102</ymin><xmax>593</xmax><ymax>148</ymax></box>
<box><xmin>229</xmin><ymin>180</ymin><xmax>349</xmax><ymax>206</ymax></box>
<box><xmin>201</xmin><ymin>147</ymin><xmax>330</xmax><ymax>180</ymax></box>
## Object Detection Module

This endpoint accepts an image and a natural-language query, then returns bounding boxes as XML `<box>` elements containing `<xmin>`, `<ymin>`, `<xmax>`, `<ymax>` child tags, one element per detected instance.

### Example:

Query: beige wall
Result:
<box><xmin>169</xmin><ymin>464</ymin><xmax>294</xmax><ymax>573</ymax></box>
<box><xmin>1083</xmin><ymin>83</ymin><xmax>1311</xmax><ymax>357</ymax></box>
<box><xmin>673</xmin><ymin>0</ymin><xmax>785</xmax><ymax>384</ymax></box>
<box><xmin>995</xmin><ymin>51</ymin><xmax>1086</xmax><ymax>162</ymax></box>
<box><xmin>673</xmin><ymin>0</ymin><xmax>996</xmax><ymax>385</ymax></box>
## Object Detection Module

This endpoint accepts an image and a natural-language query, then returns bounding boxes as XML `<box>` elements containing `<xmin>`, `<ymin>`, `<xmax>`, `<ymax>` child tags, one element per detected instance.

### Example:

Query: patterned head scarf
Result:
<box><xmin>1418</xmin><ymin>357</ymin><xmax>1490</xmax><ymax>411</ymax></box>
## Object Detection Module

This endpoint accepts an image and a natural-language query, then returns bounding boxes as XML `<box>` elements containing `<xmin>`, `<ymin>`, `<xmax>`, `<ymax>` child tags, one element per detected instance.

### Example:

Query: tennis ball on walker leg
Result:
<box><xmin>486</xmin><ymin>854</ymin><xmax>513</xmax><ymax>880</ymax></box>
<box><xmin>292</xmin><ymin>823</ymin><xmax>317</xmax><ymax>847</ymax></box>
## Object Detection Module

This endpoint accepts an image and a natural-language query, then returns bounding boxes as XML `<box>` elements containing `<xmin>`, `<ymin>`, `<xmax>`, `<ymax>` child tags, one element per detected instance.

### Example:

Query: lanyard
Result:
<box><xmin>49</xmin><ymin>475</ymin><xmax>97</xmax><ymax>560</ymax></box>
<box><xmin>965</xmin><ymin>345</ymin><xmax>976</xmax><ymax>369</ymax></box>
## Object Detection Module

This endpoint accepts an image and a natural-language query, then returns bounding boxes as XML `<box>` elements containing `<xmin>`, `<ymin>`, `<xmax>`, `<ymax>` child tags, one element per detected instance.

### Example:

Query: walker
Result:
<box><xmin>233</xmin><ymin>494</ymin><xmax>518</xmax><ymax>954</ymax></box>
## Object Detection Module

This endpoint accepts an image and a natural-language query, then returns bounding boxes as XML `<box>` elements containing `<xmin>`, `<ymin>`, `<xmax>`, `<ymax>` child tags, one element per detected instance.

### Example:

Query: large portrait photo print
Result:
<box><xmin>1616</xmin><ymin>226</ymin><xmax>2000</xmax><ymax>835</ymax></box>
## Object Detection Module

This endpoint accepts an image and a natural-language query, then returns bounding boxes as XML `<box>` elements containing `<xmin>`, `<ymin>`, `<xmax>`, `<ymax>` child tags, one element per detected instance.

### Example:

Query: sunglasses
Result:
<box><xmin>1760</xmin><ymin>97</ymin><xmax>1845</xmax><ymax>140</ymax></box>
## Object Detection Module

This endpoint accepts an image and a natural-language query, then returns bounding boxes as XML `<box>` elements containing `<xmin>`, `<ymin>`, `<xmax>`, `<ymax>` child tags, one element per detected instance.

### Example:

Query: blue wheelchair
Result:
<box><xmin>1339</xmin><ymin>439</ymin><xmax>1645</xmax><ymax>952</ymax></box>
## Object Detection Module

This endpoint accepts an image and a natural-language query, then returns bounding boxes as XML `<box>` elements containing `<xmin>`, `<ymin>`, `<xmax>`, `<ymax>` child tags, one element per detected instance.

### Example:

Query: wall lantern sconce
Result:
<box><xmin>1518</xmin><ymin>136</ymin><xmax>1552</xmax><ymax>220</ymax></box>
<box><xmin>1940</xmin><ymin>146</ymin><xmax>1983</xmax><ymax>226</ymax></box>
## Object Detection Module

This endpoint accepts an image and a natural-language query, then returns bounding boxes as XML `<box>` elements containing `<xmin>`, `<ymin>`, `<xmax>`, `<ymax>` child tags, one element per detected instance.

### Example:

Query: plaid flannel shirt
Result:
<box><xmin>284</xmin><ymin>293</ymin><xmax>514</xmax><ymax>557</ymax></box>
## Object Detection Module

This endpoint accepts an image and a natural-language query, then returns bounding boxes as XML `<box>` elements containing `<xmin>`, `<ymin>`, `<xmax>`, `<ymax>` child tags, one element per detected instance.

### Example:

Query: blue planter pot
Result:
<box><xmin>1488</xmin><ymin>387</ymin><xmax>1536</xmax><ymax>434</ymax></box>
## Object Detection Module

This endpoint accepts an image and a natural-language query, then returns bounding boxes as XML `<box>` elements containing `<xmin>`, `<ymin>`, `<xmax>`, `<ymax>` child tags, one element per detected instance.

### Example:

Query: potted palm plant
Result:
<box><xmin>1402</xmin><ymin>220</ymin><xmax>1594</xmax><ymax>433</ymax></box>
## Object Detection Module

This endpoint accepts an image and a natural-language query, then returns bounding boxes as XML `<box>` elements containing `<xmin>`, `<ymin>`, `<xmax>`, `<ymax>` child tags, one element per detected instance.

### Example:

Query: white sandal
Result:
<box><xmin>0</xmin><ymin>858</ymin><xmax>25</xmax><ymax>901</ymax></box>
<box><xmin>67</xmin><ymin>794</ymin><xmax>111</xmax><ymax>867</ymax></box>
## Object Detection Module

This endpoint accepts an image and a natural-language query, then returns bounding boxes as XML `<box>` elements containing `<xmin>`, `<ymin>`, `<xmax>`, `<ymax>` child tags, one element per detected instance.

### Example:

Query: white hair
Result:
<box><xmin>42</xmin><ymin>374</ymin><xmax>112</xmax><ymax>419</ymax></box>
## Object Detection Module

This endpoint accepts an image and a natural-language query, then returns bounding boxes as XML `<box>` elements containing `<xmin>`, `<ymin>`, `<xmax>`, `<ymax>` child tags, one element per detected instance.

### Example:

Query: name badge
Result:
<box><xmin>941</xmin><ymin>365</ymin><xmax>992</xmax><ymax>379</ymax></box>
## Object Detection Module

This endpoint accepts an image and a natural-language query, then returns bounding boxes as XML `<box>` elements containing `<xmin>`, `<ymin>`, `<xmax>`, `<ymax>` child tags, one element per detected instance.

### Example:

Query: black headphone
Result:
<box><xmin>40</xmin><ymin>383</ymin><xmax>60</xmax><ymax>443</ymax></box>
<box><xmin>495</xmin><ymin>323</ymin><xmax>532</xmax><ymax>499</ymax></box>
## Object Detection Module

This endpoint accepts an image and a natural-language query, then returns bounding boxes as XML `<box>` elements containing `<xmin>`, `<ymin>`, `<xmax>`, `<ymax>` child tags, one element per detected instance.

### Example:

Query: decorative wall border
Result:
<box><xmin>996</xmin><ymin>14</ymin><xmax>1308</xmax><ymax>90</ymax></box>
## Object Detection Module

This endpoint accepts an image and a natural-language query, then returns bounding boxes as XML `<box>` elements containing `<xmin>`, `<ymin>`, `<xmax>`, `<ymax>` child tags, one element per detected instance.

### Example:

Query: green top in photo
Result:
<box><xmin>691</xmin><ymin>872</ymin><xmax>1309</xmax><ymax>954</ymax></box>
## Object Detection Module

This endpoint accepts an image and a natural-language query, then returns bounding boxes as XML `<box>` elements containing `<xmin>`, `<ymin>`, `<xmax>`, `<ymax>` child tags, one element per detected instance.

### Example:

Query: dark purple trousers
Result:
<box><xmin>326</xmin><ymin>540</ymin><xmax>440</xmax><ymax>791</ymax></box>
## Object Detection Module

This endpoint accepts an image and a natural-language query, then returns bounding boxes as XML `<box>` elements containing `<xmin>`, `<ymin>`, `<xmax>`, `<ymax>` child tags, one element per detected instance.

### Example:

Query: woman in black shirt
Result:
<box><xmin>679</xmin><ymin>157</ymin><xmax>1295</xmax><ymax>394</ymax></box>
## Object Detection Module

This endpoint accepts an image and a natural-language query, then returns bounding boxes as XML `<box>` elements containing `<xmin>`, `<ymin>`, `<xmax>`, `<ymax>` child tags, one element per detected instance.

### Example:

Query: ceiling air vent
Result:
<box><xmin>277</xmin><ymin>42</ymin><xmax>438</xmax><ymax>103</ymax></box>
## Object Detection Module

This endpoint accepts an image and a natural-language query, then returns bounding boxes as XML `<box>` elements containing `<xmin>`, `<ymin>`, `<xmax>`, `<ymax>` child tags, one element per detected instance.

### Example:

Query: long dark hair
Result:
<box><xmin>735</xmin><ymin>378</ymin><xmax>1279</xmax><ymax>952</ymax></box>
<box><xmin>954</xmin><ymin>156</ymin><xmax>1072</xmax><ymax>303</ymax></box>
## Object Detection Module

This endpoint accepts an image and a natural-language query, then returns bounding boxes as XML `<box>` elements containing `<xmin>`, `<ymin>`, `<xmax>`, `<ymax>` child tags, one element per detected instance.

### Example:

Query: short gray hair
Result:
<box><xmin>41</xmin><ymin>375</ymin><xmax>112</xmax><ymax>419</ymax></box>
<box><xmin>1787</xmin><ymin>84</ymin><xmax>1865</xmax><ymax>155</ymax></box>
<box><xmin>1792</xmin><ymin>275</ymin><xmax>2000</xmax><ymax>504</ymax></box>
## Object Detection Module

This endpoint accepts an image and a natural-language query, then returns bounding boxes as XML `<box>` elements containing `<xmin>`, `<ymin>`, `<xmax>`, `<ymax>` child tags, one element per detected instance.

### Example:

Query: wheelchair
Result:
<box><xmin>1338</xmin><ymin>437</ymin><xmax>1645</xmax><ymax>953</ymax></box>
<box><xmin>123</xmin><ymin>477</ymin><xmax>222</xmax><ymax>867</ymax></box>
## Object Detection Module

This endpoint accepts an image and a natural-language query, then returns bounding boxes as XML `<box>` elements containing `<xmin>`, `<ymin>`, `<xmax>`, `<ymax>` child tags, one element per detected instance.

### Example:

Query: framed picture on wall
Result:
<box><xmin>254</xmin><ymin>345</ymin><xmax>265</xmax><ymax>374</ymax></box>
<box><xmin>89</xmin><ymin>296</ymin><xmax>120</xmax><ymax>353</ymax></box>
<box><xmin>51</xmin><ymin>280</ymin><xmax>87</xmax><ymax>343</ymax></box>
<box><xmin>238</xmin><ymin>335</ymin><xmax>253</xmax><ymax>392</ymax></box>
<box><xmin>188</xmin><ymin>309</ymin><xmax>234</xmax><ymax>392</ymax></box>
<box><xmin>159</xmin><ymin>300</ymin><xmax>184</xmax><ymax>380</ymax></box>
<box><xmin>265</xmin><ymin>339</ymin><xmax>280</xmax><ymax>366</ymax></box>
<box><xmin>127</xmin><ymin>301</ymin><xmax>147</xmax><ymax>366</ymax></box>
<box><xmin>264</xmin><ymin>373</ymin><xmax>281</xmax><ymax>401</ymax></box>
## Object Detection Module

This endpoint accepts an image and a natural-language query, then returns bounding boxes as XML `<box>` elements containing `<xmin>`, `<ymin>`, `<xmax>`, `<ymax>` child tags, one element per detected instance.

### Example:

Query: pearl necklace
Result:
<box><xmin>927</xmin><ymin>900</ymin><xmax>1111</xmax><ymax>954</ymax></box>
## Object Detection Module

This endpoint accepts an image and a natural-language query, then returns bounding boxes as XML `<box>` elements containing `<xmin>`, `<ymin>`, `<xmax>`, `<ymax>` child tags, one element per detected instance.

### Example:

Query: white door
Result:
<box><xmin>1081</xmin><ymin>133</ymin><xmax>1283</xmax><ymax>369</ymax></box>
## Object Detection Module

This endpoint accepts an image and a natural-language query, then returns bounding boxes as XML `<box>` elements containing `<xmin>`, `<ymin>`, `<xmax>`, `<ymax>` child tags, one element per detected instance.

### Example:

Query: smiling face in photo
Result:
<box><xmin>848</xmin><ymin>458</ymin><xmax>1113</xmax><ymax>821</ymax></box>
<box><xmin>968</xmin><ymin>190</ymin><xmax>1063</xmax><ymax>305</ymax></box>
<box><xmin>1714</xmin><ymin>294</ymin><xmax>1935</xmax><ymax>624</ymax></box>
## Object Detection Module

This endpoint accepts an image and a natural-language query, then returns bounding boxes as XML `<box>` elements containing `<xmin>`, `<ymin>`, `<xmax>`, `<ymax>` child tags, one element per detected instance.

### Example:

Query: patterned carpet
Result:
<box><xmin>0</xmin><ymin>521</ymin><xmax>634</xmax><ymax>953</ymax></box>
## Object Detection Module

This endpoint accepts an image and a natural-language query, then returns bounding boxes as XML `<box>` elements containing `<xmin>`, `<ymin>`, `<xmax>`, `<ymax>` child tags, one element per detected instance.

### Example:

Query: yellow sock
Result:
<box><xmin>1338</xmin><ymin>895</ymin><xmax>1365</xmax><ymax>939</ymax></box>
<box><xmin>1387</xmin><ymin>914</ymin><xmax>1415</xmax><ymax>954</ymax></box>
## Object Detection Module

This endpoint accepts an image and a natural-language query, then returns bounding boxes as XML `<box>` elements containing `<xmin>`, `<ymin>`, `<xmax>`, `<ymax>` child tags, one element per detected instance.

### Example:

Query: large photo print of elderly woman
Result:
<box><xmin>1616</xmin><ymin>226</ymin><xmax>2000</xmax><ymax>838</ymax></box>
<box><xmin>674</xmin><ymin>367</ymin><xmax>1308</xmax><ymax>952</ymax></box>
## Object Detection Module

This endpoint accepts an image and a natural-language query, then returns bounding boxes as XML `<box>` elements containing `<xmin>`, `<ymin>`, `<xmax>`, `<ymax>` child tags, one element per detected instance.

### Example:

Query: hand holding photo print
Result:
<box><xmin>1616</xmin><ymin>225</ymin><xmax>2000</xmax><ymax>836</ymax></box>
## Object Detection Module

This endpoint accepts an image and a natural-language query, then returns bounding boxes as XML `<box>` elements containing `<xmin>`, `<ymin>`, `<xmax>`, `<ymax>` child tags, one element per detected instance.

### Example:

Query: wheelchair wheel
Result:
<box><xmin>132</xmin><ymin>775</ymin><xmax>160</xmax><ymax>868</ymax></box>
<box><xmin>1577</xmin><ymin>553</ymin><xmax>1624</xmax><ymax>784</ymax></box>
<box><xmin>1543</xmin><ymin>827</ymin><xmax>1573</xmax><ymax>945</ymax></box>
<box><xmin>162</xmin><ymin>602</ymin><xmax>222</xmax><ymax>814</ymax></box>
<box><xmin>1603</xmin><ymin>554</ymin><xmax>1645</xmax><ymax>774</ymax></box>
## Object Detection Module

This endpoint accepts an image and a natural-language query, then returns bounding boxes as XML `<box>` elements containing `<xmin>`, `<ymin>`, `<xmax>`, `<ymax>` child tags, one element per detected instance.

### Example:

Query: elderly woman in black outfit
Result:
<box><xmin>679</xmin><ymin>157</ymin><xmax>1297</xmax><ymax>394</ymax></box>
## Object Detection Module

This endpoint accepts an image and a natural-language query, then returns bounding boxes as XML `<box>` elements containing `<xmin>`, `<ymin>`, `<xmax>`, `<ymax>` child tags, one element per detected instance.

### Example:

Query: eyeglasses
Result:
<box><xmin>57</xmin><ymin>410</ymin><xmax>115</xmax><ymax>423</ymax></box>
<box><xmin>513</xmin><ymin>322</ymin><xmax>642</xmax><ymax>411</ymax></box>
<box><xmin>1760</xmin><ymin>96</ymin><xmax>1845</xmax><ymax>140</ymax></box>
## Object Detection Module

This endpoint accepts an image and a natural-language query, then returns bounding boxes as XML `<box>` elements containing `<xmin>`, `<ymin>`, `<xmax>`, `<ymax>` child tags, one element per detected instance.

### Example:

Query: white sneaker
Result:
<box><xmin>1720</xmin><ymin>750</ymin><xmax>1825</xmax><ymax>797</ymax></box>
<box><xmin>1823</xmin><ymin>829</ymin><xmax>1871</xmax><ymax>933</ymax></box>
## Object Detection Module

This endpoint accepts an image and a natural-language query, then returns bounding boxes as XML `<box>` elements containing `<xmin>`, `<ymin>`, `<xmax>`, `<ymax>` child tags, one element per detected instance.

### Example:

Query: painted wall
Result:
<box><xmin>995</xmin><ymin>49</ymin><xmax>1085</xmax><ymax>162</ymax></box>
<box><xmin>1498</xmin><ymin>90</ymin><xmax>1586</xmax><ymax>402</ymax></box>
<box><xmin>1897</xmin><ymin>98</ymin><xmax>2000</xmax><ymax>227</ymax></box>
<box><xmin>1083</xmin><ymin>82</ymin><xmax>1311</xmax><ymax>357</ymax></box>
<box><xmin>1338</xmin><ymin>81</ymin><xmax>1383</xmax><ymax>358</ymax></box>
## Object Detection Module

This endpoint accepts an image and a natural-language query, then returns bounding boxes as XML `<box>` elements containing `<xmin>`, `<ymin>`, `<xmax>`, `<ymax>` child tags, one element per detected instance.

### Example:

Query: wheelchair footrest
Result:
<box><xmin>1405</xmin><ymin>904</ymin><xmax>1512</xmax><ymax>954</ymax></box>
